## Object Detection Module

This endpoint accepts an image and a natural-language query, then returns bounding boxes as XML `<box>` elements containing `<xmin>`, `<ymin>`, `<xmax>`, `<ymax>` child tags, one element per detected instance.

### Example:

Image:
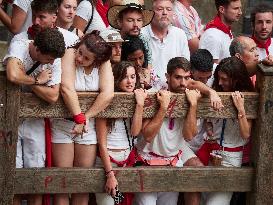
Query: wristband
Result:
<box><xmin>73</xmin><ymin>113</ymin><xmax>86</xmax><ymax>124</ymax></box>
<box><xmin>105</xmin><ymin>170</ymin><xmax>114</xmax><ymax>177</ymax></box>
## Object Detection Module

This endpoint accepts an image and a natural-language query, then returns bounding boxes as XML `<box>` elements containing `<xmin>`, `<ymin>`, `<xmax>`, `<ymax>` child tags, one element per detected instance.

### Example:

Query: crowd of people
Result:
<box><xmin>0</xmin><ymin>0</ymin><xmax>273</xmax><ymax>205</ymax></box>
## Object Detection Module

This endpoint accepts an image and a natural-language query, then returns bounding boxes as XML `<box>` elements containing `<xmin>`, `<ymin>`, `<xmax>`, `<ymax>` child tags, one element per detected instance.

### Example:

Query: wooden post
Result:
<box><xmin>0</xmin><ymin>72</ymin><xmax>20</xmax><ymax>205</ymax></box>
<box><xmin>251</xmin><ymin>64</ymin><xmax>273</xmax><ymax>205</ymax></box>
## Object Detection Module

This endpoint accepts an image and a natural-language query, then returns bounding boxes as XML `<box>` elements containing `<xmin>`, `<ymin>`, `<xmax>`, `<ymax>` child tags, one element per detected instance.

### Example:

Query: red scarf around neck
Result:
<box><xmin>96</xmin><ymin>0</ymin><xmax>109</xmax><ymax>27</ymax></box>
<box><xmin>205</xmin><ymin>15</ymin><xmax>233</xmax><ymax>39</ymax></box>
<box><xmin>252</xmin><ymin>35</ymin><xmax>271</xmax><ymax>56</ymax></box>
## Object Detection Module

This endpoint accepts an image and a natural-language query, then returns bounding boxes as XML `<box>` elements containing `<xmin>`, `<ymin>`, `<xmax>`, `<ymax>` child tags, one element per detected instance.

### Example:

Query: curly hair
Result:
<box><xmin>121</xmin><ymin>36</ymin><xmax>148</xmax><ymax>68</ymax></box>
<box><xmin>31</xmin><ymin>0</ymin><xmax>58</xmax><ymax>14</ymax></box>
<box><xmin>72</xmin><ymin>30</ymin><xmax>112</xmax><ymax>67</ymax></box>
<box><xmin>34</xmin><ymin>28</ymin><xmax>65</xmax><ymax>58</ymax></box>
<box><xmin>112</xmin><ymin>61</ymin><xmax>141</xmax><ymax>92</ymax></box>
<box><xmin>212</xmin><ymin>57</ymin><xmax>255</xmax><ymax>92</ymax></box>
<box><xmin>190</xmin><ymin>49</ymin><xmax>213</xmax><ymax>72</ymax></box>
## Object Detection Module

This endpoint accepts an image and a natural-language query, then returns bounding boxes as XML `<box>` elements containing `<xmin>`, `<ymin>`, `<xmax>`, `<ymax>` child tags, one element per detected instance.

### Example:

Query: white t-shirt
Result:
<box><xmin>199</xmin><ymin>28</ymin><xmax>232</xmax><ymax>61</ymax></box>
<box><xmin>206</xmin><ymin>118</ymin><xmax>249</xmax><ymax>148</ymax></box>
<box><xmin>141</xmin><ymin>25</ymin><xmax>190</xmax><ymax>88</ymax></box>
<box><xmin>257</xmin><ymin>38</ymin><xmax>273</xmax><ymax>60</ymax></box>
<box><xmin>3</xmin><ymin>39</ymin><xmax>61</xmax><ymax>86</ymax></box>
<box><xmin>137</xmin><ymin>118</ymin><xmax>186</xmax><ymax>157</ymax></box>
<box><xmin>107</xmin><ymin>119</ymin><xmax>131</xmax><ymax>149</ymax></box>
<box><xmin>76</xmin><ymin>0</ymin><xmax>106</xmax><ymax>33</ymax></box>
<box><xmin>11</xmin><ymin>27</ymin><xmax>79</xmax><ymax>48</ymax></box>
<box><xmin>13</xmin><ymin>0</ymin><xmax>33</xmax><ymax>33</ymax></box>
<box><xmin>75</xmin><ymin>67</ymin><xmax>100</xmax><ymax>91</ymax></box>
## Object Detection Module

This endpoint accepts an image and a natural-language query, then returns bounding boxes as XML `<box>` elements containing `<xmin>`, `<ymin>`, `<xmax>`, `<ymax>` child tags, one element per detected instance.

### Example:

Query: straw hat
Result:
<box><xmin>100</xmin><ymin>29</ymin><xmax>125</xmax><ymax>43</ymax></box>
<box><xmin>107</xmin><ymin>0</ymin><xmax>154</xmax><ymax>30</ymax></box>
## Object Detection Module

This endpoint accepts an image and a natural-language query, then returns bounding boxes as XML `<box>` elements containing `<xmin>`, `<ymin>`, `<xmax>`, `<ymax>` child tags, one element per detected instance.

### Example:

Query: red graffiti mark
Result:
<box><xmin>167</xmin><ymin>98</ymin><xmax>177</xmax><ymax>117</ymax></box>
<box><xmin>144</xmin><ymin>97</ymin><xmax>153</xmax><ymax>108</ymax></box>
<box><xmin>0</xmin><ymin>130</ymin><xmax>5</xmax><ymax>138</ymax></box>
<box><xmin>61</xmin><ymin>176</ymin><xmax>66</xmax><ymax>189</ymax></box>
<box><xmin>45</xmin><ymin>176</ymin><xmax>53</xmax><ymax>188</ymax></box>
<box><xmin>138</xmin><ymin>170</ymin><xmax>144</xmax><ymax>192</ymax></box>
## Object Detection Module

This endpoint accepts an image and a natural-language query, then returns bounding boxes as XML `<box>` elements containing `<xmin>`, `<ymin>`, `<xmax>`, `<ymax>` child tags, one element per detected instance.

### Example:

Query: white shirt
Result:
<box><xmin>257</xmin><ymin>38</ymin><xmax>273</xmax><ymax>60</ymax></box>
<box><xmin>75</xmin><ymin>67</ymin><xmax>99</xmax><ymax>91</ymax></box>
<box><xmin>107</xmin><ymin>119</ymin><xmax>131</xmax><ymax>149</ymax></box>
<box><xmin>13</xmin><ymin>0</ymin><xmax>33</xmax><ymax>33</ymax></box>
<box><xmin>3</xmin><ymin>39</ymin><xmax>61</xmax><ymax>86</ymax></box>
<box><xmin>206</xmin><ymin>118</ymin><xmax>249</xmax><ymax>148</ymax></box>
<box><xmin>199</xmin><ymin>28</ymin><xmax>232</xmax><ymax>61</ymax></box>
<box><xmin>137</xmin><ymin>118</ymin><xmax>186</xmax><ymax>157</ymax></box>
<box><xmin>11</xmin><ymin>27</ymin><xmax>79</xmax><ymax>48</ymax></box>
<box><xmin>76</xmin><ymin>0</ymin><xmax>106</xmax><ymax>33</ymax></box>
<box><xmin>141</xmin><ymin>25</ymin><xmax>190</xmax><ymax>87</ymax></box>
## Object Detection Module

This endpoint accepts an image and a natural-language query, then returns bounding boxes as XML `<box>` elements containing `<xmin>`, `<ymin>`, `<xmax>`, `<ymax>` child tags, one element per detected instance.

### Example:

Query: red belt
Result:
<box><xmin>221</xmin><ymin>146</ymin><xmax>244</xmax><ymax>152</ymax></box>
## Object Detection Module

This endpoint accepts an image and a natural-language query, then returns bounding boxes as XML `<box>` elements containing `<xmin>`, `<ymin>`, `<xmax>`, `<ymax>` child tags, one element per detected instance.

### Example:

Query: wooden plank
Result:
<box><xmin>0</xmin><ymin>75</ymin><xmax>6</xmax><ymax>130</ymax></box>
<box><xmin>250</xmin><ymin>66</ymin><xmax>273</xmax><ymax>205</ymax></box>
<box><xmin>0</xmin><ymin>81</ymin><xmax>20</xmax><ymax>205</ymax></box>
<box><xmin>14</xmin><ymin>167</ymin><xmax>254</xmax><ymax>194</ymax></box>
<box><xmin>19</xmin><ymin>92</ymin><xmax>259</xmax><ymax>119</ymax></box>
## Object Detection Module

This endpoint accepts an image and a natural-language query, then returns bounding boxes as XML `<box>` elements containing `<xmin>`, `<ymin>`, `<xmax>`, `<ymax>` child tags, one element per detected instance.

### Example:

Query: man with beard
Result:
<box><xmin>11</xmin><ymin>0</ymin><xmax>78</xmax><ymax>47</ymax></box>
<box><xmin>134</xmin><ymin>57</ymin><xmax>202</xmax><ymax>205</ymax></box>
<box><xmin>173</xmin><ymin>0</ymin><xmax>203</xmax><ymax>54</ymax></box>
<box><xmin>141</xmin><ymin>0</ymin><xmax>190</xmax><ymax>90</ymax></box>
<box><xmin>107</xmin><ymin>0</ymin><xmax>154</xmax><ymax>67</ymax></box>
<box><xmin>251</xmin><ymin>3</ymin><xmax>273</xmax><ymax>65</ymax></box>
<box><xmin>199</xmin><ymin>0</ymin><xmax>242</xmax><ymax>63</ymax></box>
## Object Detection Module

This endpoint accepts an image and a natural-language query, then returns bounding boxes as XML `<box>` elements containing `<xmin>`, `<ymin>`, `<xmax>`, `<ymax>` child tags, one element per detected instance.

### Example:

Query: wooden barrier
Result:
<box><xmin>0</xmin><ymin>64</ymin><xmax>272</xmax><ymax>205</ymax></box>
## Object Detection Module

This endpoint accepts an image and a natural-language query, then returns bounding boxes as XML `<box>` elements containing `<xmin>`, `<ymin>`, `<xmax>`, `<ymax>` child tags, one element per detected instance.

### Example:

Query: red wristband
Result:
<box><xmin>73</xmin><ymin>113</ymin><xmax>86</xmax><ymax>124</ymax></box>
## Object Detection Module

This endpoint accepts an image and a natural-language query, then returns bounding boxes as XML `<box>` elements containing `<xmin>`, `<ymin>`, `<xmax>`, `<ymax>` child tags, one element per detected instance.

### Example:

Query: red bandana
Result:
<box><xmin>96</xmin><ymin>0</ymin><xmax>109</xmax><ymax>27</ymax></box>
<box><xmin>205</xmin><ymin>15</ymin><xmax>233</xmax><ymax>39</ymax></box>
<box><xmin>252</xmin><ymin>35</ymin><xmax>271</xmax><ymax>56</ymax></box>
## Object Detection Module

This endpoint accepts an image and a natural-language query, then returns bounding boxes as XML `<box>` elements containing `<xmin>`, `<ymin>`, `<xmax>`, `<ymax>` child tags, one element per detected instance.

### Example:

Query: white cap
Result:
<box><xmin>100</xmin><ymin>29</ymin><xmax>124</xmax><ymax>43</ymax></box>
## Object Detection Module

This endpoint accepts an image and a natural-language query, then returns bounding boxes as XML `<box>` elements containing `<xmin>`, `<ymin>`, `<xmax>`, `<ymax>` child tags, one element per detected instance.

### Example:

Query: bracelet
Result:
<box><xmin>238</xmin><ymin>112</ymin><xmax>246</xmax><ymax>119</ymax></box>
<box><xmin>73</xmin><ymin>113</ymin><xmax>86</xmax><ymax>124</ymax></box>
<box><xmin>105</xmin><ymin>170</ymin><xmax>114</xmax><ymax>177</ymax></box>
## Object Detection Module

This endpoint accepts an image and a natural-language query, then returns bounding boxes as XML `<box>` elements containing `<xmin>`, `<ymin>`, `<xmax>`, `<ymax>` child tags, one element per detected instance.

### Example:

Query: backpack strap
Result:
<box><xmin>26</xmin><ymin>61</ymin><xmax>41</xmax><ymax>75</ymax></box>
<box><xmin>83</xmin><ymin>0</ymin><xmax>95</xmax><ymax>34</ymax></box>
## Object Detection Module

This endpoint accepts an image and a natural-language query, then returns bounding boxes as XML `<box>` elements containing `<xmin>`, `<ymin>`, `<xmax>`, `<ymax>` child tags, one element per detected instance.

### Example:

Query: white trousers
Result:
<box><xmin>16</xmin><ymin>119</ymin><xmax>45</xmax><ymax>168</ymax></box>
<box><xmin>133</xmin><ymin>192</ymin><xmax>179</xmax><ymax>205</ymax></box>
<box><xmin>205</xmin><ymin>150</ymin><xmax>243</xmax><ymax>205</ymax></box>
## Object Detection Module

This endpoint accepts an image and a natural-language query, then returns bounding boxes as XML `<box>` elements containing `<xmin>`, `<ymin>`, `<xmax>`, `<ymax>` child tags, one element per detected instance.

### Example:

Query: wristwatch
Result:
<box><xmin>34</xmin><ymin>76</ymin><xmax>40</xmax><ymax>85</ymax></box>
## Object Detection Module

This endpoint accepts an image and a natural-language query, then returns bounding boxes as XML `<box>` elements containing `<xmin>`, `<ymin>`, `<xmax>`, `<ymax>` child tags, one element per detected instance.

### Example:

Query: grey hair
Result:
<box><xmin>229</xmin><ymin>37</ymin><xmax>245</xmax><ymax>56</ymax></box>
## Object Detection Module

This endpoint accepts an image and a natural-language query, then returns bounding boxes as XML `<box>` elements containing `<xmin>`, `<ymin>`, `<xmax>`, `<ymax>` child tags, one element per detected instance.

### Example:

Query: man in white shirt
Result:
<box><xmin>199</xmin><ymin>0</ymin><xmax>242</xmax><ymax>63</ymax></box>
<box><xmin>135</xmin><ymin>57</ymin><xmax>202</xmax><ymax>205</ymax></box>
<box><xmin>250</xmin><ymin>3</ymin><xmax>273</xmax><ymax>63</ymax></box>
<box><xmin>3</xmin><ymin>28</ymin><xmax>65</xmax><ymax>205</ymax></box>
<box><xmin>142</xmin><ymin>0</ymin><xmax>190</xmax><ymax>90</ymax></box>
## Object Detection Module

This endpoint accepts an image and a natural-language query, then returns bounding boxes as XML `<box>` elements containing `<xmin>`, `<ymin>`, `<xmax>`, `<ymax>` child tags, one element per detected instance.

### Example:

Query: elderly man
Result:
<box><xmin>142</xmin><ymin>0</ymin><xmax>190</xmax><ymax>90</ymax></box>
<box><xmin>199</xmin><ymin>0</ymin><xmax>242</xmax><ymax>63</ymax></box>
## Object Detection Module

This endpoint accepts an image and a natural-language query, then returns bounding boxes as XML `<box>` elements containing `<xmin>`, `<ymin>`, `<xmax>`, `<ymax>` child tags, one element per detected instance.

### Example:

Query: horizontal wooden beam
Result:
<box><xmin>14</xmin><ymin>167</ymin><xmax>254</xmax><ymax>194</ymax></box>
<box><xmin>18</xmin><ymin>92</ymin><xmax>259</xmax><ymax>119</ymax></box>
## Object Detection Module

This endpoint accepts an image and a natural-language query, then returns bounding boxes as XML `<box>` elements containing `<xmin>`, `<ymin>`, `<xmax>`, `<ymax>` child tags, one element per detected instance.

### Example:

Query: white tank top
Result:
<box><xmin>75</xmin><ymin>67</ymin><xmax>99</xmax><ymax>91</ymax></box>
<box><xmin>107</xmin><ymin>119</ymin><xmax>131</xmax><ymax>149</ymax></box>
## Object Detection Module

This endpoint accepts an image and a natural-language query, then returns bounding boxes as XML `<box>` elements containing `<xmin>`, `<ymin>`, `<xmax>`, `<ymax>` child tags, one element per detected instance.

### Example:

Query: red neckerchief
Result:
<box><xmin>252</xmin><ymin>35</ymin><xmax>271</xmax><ymax>56</ymax></box>
<box><xmin>27</xmin><ymin>25</ymin><xmax>36</xmax><ymax>40</ymax></box>
<box><xmin>205</xmin><ymin>14</ymin><xmax>233</xmax><ymax>39</ymax></box>
<box><xmin>96</xmin><ymin>0</ymin><xmax>109</xmax><ymax>27</ymax></box>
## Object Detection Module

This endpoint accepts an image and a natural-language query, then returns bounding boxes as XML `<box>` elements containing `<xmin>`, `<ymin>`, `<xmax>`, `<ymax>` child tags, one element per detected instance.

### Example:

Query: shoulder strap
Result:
<box><xmin>26</xmin><ymin>61</ymin><xmax>41</xmax><ymax>75</ymax></box>
<box><xmin>68</xmin><ymin>26</ymin><xmax>75</xmax><ymax>32</ymax></box>
<box><xmin>123</xmin><ymin>119</ymin><xmax>133</xmax><ymax>150</ymax></box>
<box><xmin>83</xmin><ymin>0</ymin><xmax>95</xmax><ymax>34</ymax></box>
<box><xmin>220</xmin><ymin>119</ymin><xmax>227</xmax><ymax>147</ymax></box>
